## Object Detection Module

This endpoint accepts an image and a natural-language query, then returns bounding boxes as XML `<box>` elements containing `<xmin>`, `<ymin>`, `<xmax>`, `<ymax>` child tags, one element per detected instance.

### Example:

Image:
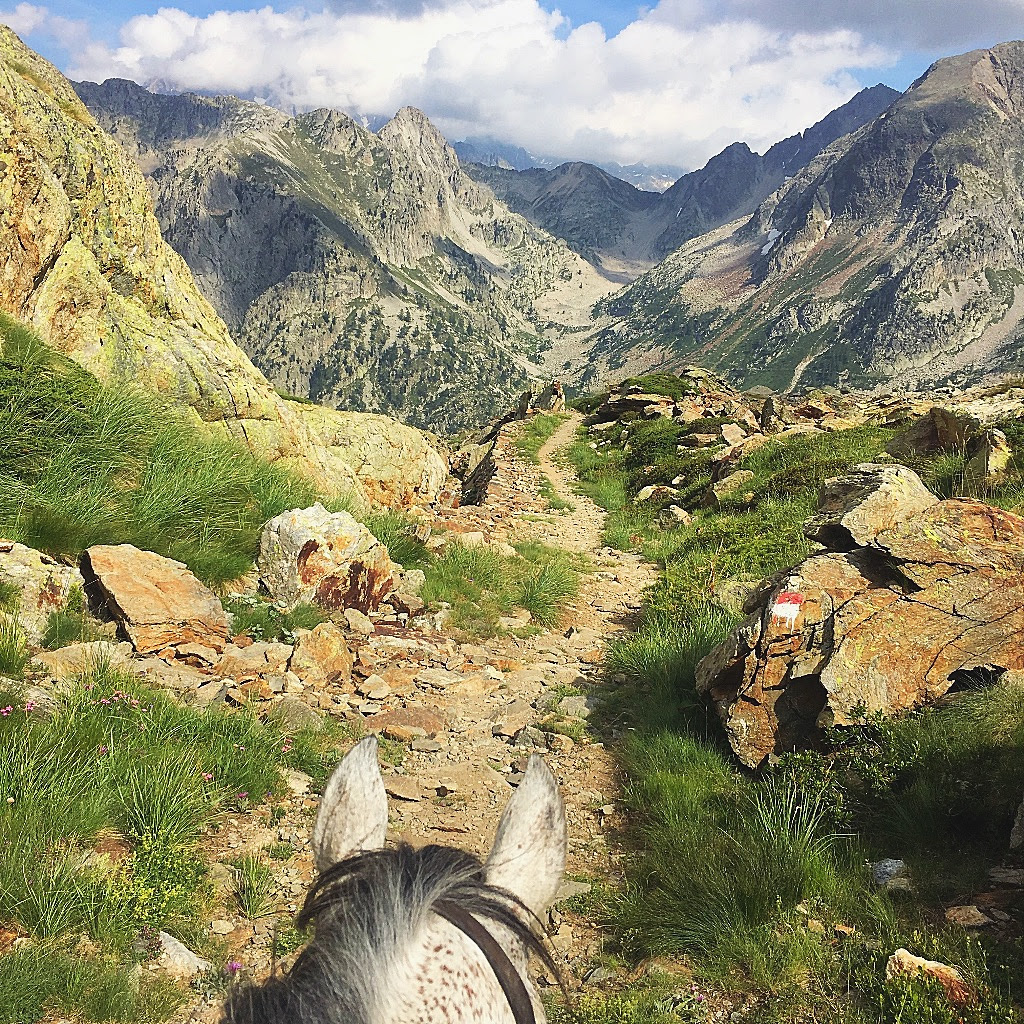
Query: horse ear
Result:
<box><xmin>485</xmin><ymin>754</ymin><xmax>566</xmax><ymax>915</ymax></box>
<box><xmin>312</xmin><ymin>735</ymin><xmax>388</xmax><ymax>871</ymax></box>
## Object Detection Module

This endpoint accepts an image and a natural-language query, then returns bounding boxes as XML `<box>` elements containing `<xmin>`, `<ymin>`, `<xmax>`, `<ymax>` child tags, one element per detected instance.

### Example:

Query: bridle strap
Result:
<box><xmin>434</xmin><ymin>902</ymin><xmax>537</xmax><ymax>1024</ymax></box>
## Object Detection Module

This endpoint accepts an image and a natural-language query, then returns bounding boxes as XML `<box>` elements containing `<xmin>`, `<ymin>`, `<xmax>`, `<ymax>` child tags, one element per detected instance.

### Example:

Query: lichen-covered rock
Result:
<box><xmin>216</xmin><ymin>642</ymin><xmax>293</xmax><ymax>680</ymax></box>
<box><xmin>35</xmin><ymin>640</ymin><xmax>136</xmax><ymax>682</ymax></box>
<box><xmin>81</xmin><ymin>544</ymin><xmax>230</xmax><ymax>654</ymax></box>
<box><xmin>258</xmin><ymin>504</ymin><xmax>395</xmax><ymax>613</ymax></box>
<box><xmin>702</xmin><ymin>469</ymin><xmax>754</xmax><ymax>507</ymax></box>
<box><xmin>0</xmin><ymin>540</ymin><xmax>83</xmax><ymax>643</ymax></box>
<box><xmin>803</xmin><ymin>463</ymin><xmax>938</xmax><ymax>549</ymax></box>
<box><xmin>294</xmin><ymin>406</ymin><xmax>449</xmax><ymax>509</ymax></box>
<box><xmin>697</xmin><ymin>477</ymin><xmax>1024</xmax><ymax>767</ymax></box>
<box><xmin>966</xmin><ymin>428</ymin><xmax>1013</xmax><ymax>484</ymax></box>
<box><xmin>288</xmin><ymin>622</ymin><xmax>354</xmax><ymax>688</ymax></box>
<box><xmin>886</xmin><ymin>949</ymin><xmax>974</xmax><ymax>1007</ymax></box>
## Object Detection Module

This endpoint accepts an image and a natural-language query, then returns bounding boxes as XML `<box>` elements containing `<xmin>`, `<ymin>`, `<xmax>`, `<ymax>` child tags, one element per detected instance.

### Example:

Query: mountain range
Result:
<box><xmin>74</xmin><ymin>78</ymin><xmax>613</xmax><ymax>432</ymax></box>
<box><xmin>451</xmin><ymin>137</ymin><xmax>682</xmax><ymax>192</ymax></box>
<box><xmin>467</xmin><ymin>85</ymin><xmax>899</xmax><ymax>275</ymax></box>
<box><xmin>36</xmin><ymin>37</ymin><xmax>1024</xmax><ymax>427</ymax></box>
<box><xmin>588</xmin><ymin>43</ymin><xmax>1024</xmax><ymax>393</ymax></box>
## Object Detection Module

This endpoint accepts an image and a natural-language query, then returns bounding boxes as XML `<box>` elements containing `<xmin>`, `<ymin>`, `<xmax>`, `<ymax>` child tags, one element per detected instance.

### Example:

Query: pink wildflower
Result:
<box><xmin>0</xmin><ymin>706</ymin><xmax>13</xmax><ymax>717</ymax></box>
<box><xmin>23</xmin><ymin>700</ymin><xmax>36</xmax><ymax>712</ymax></box>
<box><xmin>202</xmin><ymin>772</ymin><xmax>214</xmax><ymax>782</ymax></box>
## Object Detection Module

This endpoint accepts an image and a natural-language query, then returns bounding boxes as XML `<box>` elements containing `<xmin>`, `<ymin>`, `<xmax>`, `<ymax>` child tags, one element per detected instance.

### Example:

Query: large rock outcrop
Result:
<box><xmin>0</xmin><ymin>29</ymin><xmax>448</xmax><ymax>507</ymax></box>
<box><xmin>295</xmin><ymin>406</ymin><xmax>449</xmax><ymax>510</ymax></box>
<box><xmin>696</xmin><ymin>465</ymin><xmax>1024</xmax><ymax>767</ymax></box>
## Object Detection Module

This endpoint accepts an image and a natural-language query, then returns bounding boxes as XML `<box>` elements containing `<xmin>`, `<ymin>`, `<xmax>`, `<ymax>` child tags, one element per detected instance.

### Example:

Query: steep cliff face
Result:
<box><xmin>76</xmin><ymin>82</ymin><xmax>611</xmax><ymax>431</ymax></box>
<box><xmin>590</xmin><ymin>46</ymin><xmax>1024</xmax><ymax>392</ymax></box>
<box><xmin>470</xmin><ymin>85</ymin><xmax>899</xmax><ymax>274</ymax></box>
<box><xmin>0</xmin><ymin>30</ymin><xmax>451</xmax><ymax>507</ymax></box>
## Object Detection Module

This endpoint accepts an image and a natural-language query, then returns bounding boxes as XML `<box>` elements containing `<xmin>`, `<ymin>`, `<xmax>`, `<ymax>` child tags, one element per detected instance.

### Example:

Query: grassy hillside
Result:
<box><xmin>0</xmin><ymin>314</ymin><xmax>318</xmax><ymax>585</ymax></box>
<box><xmin>565</xmin><ymin>377</ymin><xmax>1024</xmax><ymax>1023</ymax></box>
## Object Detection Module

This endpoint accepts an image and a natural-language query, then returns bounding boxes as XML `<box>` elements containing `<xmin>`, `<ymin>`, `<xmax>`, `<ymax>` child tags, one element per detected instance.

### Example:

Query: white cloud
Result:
<box><xmin>702</xmin><ymin>0</ymin><xmax>1024</xmax><ymax>52</ymax></box>
<box><xmin>3</xmin><ymin>0</ymin><xmax>895</xmax><ymax>167</ymax></box>
<box><xmin>0</xmin><ymin>1</ymin><xmax>47</xmax><ymax>35</ymax></box>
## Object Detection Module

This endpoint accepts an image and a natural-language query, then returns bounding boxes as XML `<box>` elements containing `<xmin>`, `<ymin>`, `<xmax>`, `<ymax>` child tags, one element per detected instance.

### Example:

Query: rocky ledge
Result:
<box><xmin>696</xmin><ymin>463</ymin><xmax>1024</xmax><ymax>767</ymax></box>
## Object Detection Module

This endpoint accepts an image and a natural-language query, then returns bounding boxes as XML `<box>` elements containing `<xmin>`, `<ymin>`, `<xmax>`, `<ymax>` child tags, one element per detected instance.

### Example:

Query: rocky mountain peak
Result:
<box><xmin>378</xmin><ymin>104</ymin><xmax>461</xmax><ymax>182</ymax></box>
<box><xmin>292</xmin><ymin>107</ymin><xmax>367</xmax><ymax>156</ymax></box>
<box><xmin>73</xmin><ymin>76</ymin><xmax>285</xmax><ymax>150</ymax></box>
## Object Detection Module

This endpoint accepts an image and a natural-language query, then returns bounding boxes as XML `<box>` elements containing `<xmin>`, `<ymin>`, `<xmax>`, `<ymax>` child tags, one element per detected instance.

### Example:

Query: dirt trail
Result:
<box><xmin>187</xmin><ymin>414</ymin><xmax>657</xmax><ymax>1016</ymax></box>
<box><xmin>534</xmin><ymin>413</ymin><xmax>606</xmax><ymax>553</ymax></box>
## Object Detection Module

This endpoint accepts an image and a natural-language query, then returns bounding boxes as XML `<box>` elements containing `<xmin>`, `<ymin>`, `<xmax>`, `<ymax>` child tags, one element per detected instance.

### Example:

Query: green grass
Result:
<box><xmin>565</xmin><ymin>403</ymin><xmax>1024</xmax><ymax>1021</ymax></box>
<box><xmin>230</xmin><ymin>854</ymin><xmax>277</xmax><ymax>919</ymax></box>
<box><xmin>0</xmin><ymin>943</ymin><xmax>184</xmax><ymax>1024</ymax></box>
<box><xmin>0</xmin><ymin>314</ymin><xmax>321</xmax><ymax>585</ymax></box>
<box><xmin>0</xmin><ymin>608</ymin><xmax>30</xmax><ymax>679</ymax></box>
<box><xmin>421</xmin><ymin>538</ymin><xmax>583</xmax><ymax>636</ymax></box>
<box><xmin>42</xmin><ymin>585</ymin><xmax>108</xmax><ymax>649</ymax></box>
<box><xmin>224</xmin><ymin>596</ymin><xmax>327</xmax><ymax>642</ymax></box>
<box><xmin>515</xmin><ymin>412</ymin><xmax>569</xmax><ymax>464</ymax></box>
<box><xmin>0</xmin><ymin>658</ymin><xmax>350</xmax><ymax>1022</ymax></box>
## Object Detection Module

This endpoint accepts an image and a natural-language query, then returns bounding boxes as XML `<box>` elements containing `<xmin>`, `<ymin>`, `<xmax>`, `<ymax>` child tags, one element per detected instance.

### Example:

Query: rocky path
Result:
<box><xmin>182</xmin><ymin>414</ymin><xmax>657</xmax><ymax>1015</ymax></box>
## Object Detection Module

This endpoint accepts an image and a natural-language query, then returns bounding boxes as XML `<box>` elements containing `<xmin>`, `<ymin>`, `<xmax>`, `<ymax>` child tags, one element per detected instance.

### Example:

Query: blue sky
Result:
<box><xmin>7</xmin><ymin>0</ymin><xmax>1023</xmax><ymax>167</ymax></box>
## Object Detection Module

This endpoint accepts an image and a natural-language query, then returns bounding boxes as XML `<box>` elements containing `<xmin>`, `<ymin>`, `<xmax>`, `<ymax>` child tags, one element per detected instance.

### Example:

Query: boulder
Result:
<box><xmin>288</xmin><ymin>622</ymin><xmax>354</xmax><ymax>688</ymax></box>
<box><xmin>0</xmin><ymin>541</ymin><xmax>84</xmax><ymax>644</ymax></box>
<box><xmin>593</xmin><ymin>392</ymin><xmax>675</xmax><ymax>422</ymax></box>
<box><xmin>258</xmin><ymin>504</ymin><xmax>395</xmax><ymax>613</ymax></box>
<box><xmin>720</xmin><ymin>423</ymin><xmax>747</xmax><ymax>446</ymax></box>
<box><xmin>885</xmin><ymin>949</ymin><xmax>974</xmax><ymax>1007</ymax></box>
<box><xmin>81</xmin><ymin>545</ymin><xmax>230</xmax><ymax>655</ymax></box>
<box><xmin>266</xmin><ymin>695</ymin><xmax>324</xmax><ymax>733</ymax></box>
<box><xmin>156</xmin><ymin>932</ymin><xmax>212</xmax><ymax>978</ymax></box>
<box><xmin>702</xmin><ymin>470</ymin><xmax>754</xmax><ymax>507</ymax></box>
<box><xmin>293</xmin><ymin>406</ymin><xmax>450</xmax><ymax>510</ymax></box>
<box><xmin>696</xmin><ymin>479</ymin><xmax>1024</xmax><ymax>767</ymax></box>
<box><xmin>659</xmin><ymin>505</ymin><xmax>692</xmax><ymax>527</ymax></box>
<box><xmin>35</xmin><ymin>641</ymin><xmax>136</xmax><ymax>682</ymax></box>
<box><xmin>886</xmin><ymin>406</ymin><xmax>980</xmax><ymax>457</ymax></box>
<box><xmin>634</xmin><ymin>485</ymin><xmax>679</xmax><ymax>504</ymax></box>
<box><xmin>965</xmin><ymin>428</ymin><xmax>1012</xmax><ymax>484</ymax></box>
<box><xmin>216</xmin><ymin>642</ymin><xmax>292</xmax><ymax>680</ymax></box>
<box><xmin>369</xmin><ymin>706</ymin><xmax>447</xmax><ymax>739</ymax></box>
<box><xmin>534</xmin><ymin>381</ymin><xmax>566</xmax><ymax>413</ymax></box>
<box><xmin>803</xmin><ymin>463</ymin><xmax>938</xmax><ymax>549</ymax></box>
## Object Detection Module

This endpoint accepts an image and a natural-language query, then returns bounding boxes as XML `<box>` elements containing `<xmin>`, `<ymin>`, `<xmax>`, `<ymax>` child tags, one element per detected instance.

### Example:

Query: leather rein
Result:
<box><xmin>434</xmin><ymin>901</ymin><xmax>537</xmax><ymax>1024</ymax></box>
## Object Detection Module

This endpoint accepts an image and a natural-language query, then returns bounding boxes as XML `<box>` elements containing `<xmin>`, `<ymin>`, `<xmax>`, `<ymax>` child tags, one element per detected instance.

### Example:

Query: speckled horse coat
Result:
<box><xmin>223</xmin><ymin>737</ymin><xmax>567</xmax><ymax>1024</ymax></box>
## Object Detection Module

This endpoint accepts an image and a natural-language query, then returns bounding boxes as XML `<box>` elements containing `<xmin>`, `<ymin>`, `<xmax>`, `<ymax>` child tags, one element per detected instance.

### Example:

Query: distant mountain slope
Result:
<box><xmin>75</xmin><ymin>80</ymin><xmax>611</xmax><ymax>432</ymax></box>
<box><xmin>453</xmin><ymin>136</ymin><xmax>681</xmax><ymax>191</ymax></box>
<box><xmin>469</xmin><ymin>85</ymin><xmax>899</xmax><ymax>273</ymax></box>
<box><xmin>589</xmin><ymin>45</ymin><xmax>1024</xmax><ymax>392</ymax></box>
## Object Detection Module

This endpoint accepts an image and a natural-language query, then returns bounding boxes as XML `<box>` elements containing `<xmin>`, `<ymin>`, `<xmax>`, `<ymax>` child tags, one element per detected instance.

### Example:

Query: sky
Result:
<box><xmin>2</xmin><ymin>0</ymin><xmax>1023</xmax><ymax>169</ymax></box>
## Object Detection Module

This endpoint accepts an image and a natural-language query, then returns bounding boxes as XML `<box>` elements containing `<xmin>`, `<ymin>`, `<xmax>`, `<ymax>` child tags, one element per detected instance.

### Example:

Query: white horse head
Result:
<box><xmin>224</xmin><ymin>736</ymin><xmax>567</xmax><ymax>1024</ymax></box>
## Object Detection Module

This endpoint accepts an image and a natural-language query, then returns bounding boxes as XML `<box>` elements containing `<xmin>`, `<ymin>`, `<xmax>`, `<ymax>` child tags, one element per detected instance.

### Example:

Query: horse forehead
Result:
<box><xmin>382</xmin><ymin>917</ymin><xmax>530</xmax><ymax>1024</ymax></box>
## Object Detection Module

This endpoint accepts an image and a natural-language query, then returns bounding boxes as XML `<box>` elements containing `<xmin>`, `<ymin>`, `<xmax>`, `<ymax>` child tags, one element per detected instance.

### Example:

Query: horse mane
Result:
<box><xmin>222</xmin><ymin>842</ymin><xmax>557</xmax><ymax>1024</ymax></box>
